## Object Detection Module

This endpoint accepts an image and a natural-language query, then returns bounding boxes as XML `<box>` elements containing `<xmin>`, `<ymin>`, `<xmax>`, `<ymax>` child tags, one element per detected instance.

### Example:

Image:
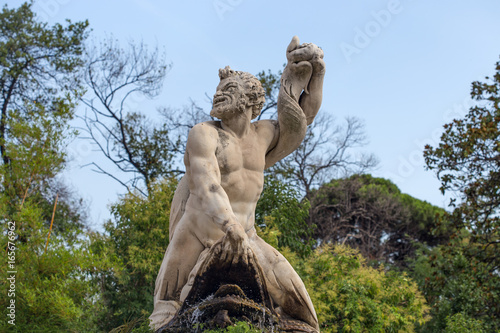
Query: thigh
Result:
<box><xmin>154</xmin><ymin>222</ymin><xmax>205</xmax><ymax>302</ymax></box>
<box><xmin>249</xmin><ymin>234</ymin><xmax>319</xmax><ymax>329</ymax></box>
<box><xmin>249</xmin><ymin>234</ymin><xmax>299</xmax><ymax>287</ymax></box>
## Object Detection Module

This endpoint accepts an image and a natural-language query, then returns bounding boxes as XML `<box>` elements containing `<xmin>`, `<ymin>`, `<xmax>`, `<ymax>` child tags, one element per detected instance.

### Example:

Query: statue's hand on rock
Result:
<box><xmin>286</xmin><ymin>37</ymin><xmax>324</xmax><ymax>71</ymax></box>
<box><xmin>220</xmin><ymin>223</ymin><xmax>250</xmax><ymax>266</ymax></box>
<box><xmin>283</xmin><ymin>36</ymin><xmax>325</xmax><ymax>101</ymax></box>
<box><xmin>306</xmin><ymin>44</ymin><xmax>325</xmax><ymax>78</ymax></box>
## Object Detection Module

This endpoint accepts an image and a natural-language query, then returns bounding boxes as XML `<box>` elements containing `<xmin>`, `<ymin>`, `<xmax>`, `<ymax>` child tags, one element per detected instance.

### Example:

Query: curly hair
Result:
<box><xmin>218</xmin><ymin>66</ymin><xmax>266</xmax><ymax>119</ymax></box>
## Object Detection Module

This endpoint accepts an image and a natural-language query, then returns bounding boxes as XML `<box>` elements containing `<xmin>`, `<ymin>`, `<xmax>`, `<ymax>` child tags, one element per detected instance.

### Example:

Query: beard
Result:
<box><xmin>210</xmin><ymin>104</ymin><xmax>235</xmax><ymax>119</ymax></box>
<box><xmin>210</xmin><ymin>100</ymin><xmax>246</xmax><ymax>120</ymax></box>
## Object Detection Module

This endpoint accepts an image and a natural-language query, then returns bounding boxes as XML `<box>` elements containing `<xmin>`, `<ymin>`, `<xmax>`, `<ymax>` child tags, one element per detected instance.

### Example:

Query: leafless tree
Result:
<box><xmin>270</xmin><ymin>113</ymin><xmax>378</xmax><ymax>198</ymax></box>
<box><xmin>80</xmin><ymin>38</ymin><xmax>181</xmax><ymax>196</ymax></box>
<box><xmin>159</xmin><ymin>99</ymin><xmax>212</xmax><ymax>157</ymax></box>
<box><xmin>255</xmin><ymin>69</ymin><xmax>281</xmax><ymax>120</ymax></box>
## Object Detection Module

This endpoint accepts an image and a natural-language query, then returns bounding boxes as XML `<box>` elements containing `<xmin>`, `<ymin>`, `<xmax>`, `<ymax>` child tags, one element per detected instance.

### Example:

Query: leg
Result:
<box><xmin>179</xmin><ymin>247</ymin><xmax>211</xmax><ymax>302</ymax></box>
<box><xmin>249</xmin><ymin>233</ymin><xmax>319</xmax><ymax>330</ymax></box>
<box><xmin>150</xmin><ymin>224</ymin><xmax>204</xmax><ymax>330</ymax></box>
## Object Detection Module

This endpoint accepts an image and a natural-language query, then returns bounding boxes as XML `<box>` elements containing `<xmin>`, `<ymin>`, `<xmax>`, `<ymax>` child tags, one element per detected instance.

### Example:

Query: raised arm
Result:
<box><xmin>265</xmin><ymin>36</ymin><xmax>325</xmax><ymax>168</ymax></box>
<box><xmin>185</xmin><ymin>123</ymin><xmax>250</xmax><ymax>263</ymax></box>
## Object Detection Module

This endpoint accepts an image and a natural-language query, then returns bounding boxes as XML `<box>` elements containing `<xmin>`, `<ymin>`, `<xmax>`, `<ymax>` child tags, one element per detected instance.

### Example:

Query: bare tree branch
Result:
<box><xmin>79</xmin><ymin>37</ymin><xmax>179</xmax><ymax>196</ymax></box>
<box><xmin>270</xmin><ymin>113</ymin><xmax>379</xmax><ymax>198</ymax></box>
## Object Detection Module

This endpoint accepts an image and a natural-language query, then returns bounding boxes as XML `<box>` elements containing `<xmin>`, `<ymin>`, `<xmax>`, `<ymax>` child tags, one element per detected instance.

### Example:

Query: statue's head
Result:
<box><xmin>210</xmin><ymin>66</ymin><xmax>266</xmax><ymax>120</ymax></box>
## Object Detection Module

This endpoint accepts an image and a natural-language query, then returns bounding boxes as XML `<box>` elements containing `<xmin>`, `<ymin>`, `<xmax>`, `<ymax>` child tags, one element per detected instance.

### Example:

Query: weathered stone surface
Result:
<box><xmin>158</xmin><ymin>239</ymin><xmax>279</xmax><ymax>332</ymax></box>
<box><xmin>150</xmin><ymin>36</ymin><xmax>325</xmax><ymax>332</ymax></box>
<box><xmin>157</xmin><ymin>238</ymin><xmax>318</xmax><ymax>332</ymax></box>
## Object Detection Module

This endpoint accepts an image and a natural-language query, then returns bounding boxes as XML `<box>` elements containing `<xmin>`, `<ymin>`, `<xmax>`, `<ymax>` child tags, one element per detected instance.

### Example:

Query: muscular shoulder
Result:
<box><xmin>187</xmin><ymin>121</ymin><xmax>221</xmax><ymax>156</ymax></box>
<box><xmin>189</xmin><ymin>121</ymin><xmax>221</xmax><ymax>140</ymax></box>
<box><xmin>252</xmin><ymin>119</ymin><xmax>279</xmax><ymax>151</ymax></box>
<box><xmin>190</xmin><ymin>121</ymin><xmax>220</xmax><ymax>134</ymax></box>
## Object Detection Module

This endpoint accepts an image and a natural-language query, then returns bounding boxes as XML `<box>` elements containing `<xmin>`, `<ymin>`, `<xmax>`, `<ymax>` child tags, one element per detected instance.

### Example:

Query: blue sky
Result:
<box><xmin>7</xmin><ymin>0</ymin><xmax>500</xmax><ymax>228</ymax></box>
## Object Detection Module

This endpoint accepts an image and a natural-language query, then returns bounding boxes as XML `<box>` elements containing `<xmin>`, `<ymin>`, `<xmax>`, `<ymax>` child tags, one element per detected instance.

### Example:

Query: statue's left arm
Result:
<box><xmin>265</xmin><ymin>36</ymin><xmax>325</xmax><ymax>168</ymax></box>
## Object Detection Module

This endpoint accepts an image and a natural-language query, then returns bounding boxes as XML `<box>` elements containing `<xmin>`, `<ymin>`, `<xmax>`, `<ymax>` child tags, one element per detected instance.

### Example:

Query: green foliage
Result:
<box><xmin>411</xmin><ymin>234</ymin><xmax>499</xmax><ymax>332</ymax></box>
<box><xmin>0</xmin><ymin>4</ymin><xmax>104</xmax><ymax>332</ymax></box>
<box><xmin>444</xmin><ymin>312</ymin><xmax>487</xmax><ymax>333</ymax></box>
<box><xmin>205</xmin><ymin>321</ymin><xmax>261</xmax><ymax>332</ymax></box>
<box><xmin>0</xmin><ymin>1</ymin><xmax>89</xmax><ymax>236</ymax></box>
<box><xmin>256</xmin><ymin>174</ymin><xmax>313</xmax><ymax>257</ymax></box>
<box><xmin>0</xmin><ymin>1</ymin><xmax>88</xmax><ymax>167</ymax></box>
<box><xmin>109</xmin><ymin>316</ymin><xmax>154</xmax><ymax>333</ymax></box>
<box><xmin>310</xmin><ymin>174</ymin><xmax>448</xmax><ymax>268</ymax></box>
<box><xmin>282</xmin><ymin>244</ymin><xmax>429</xmax><ymax>333</ymax></box>
<box><xmin>94</xmin><ymin>179</ymin><xmax>177</xmax><ymax>331</ymax></box>
<box><xmin>35</xmin><ymin>180</ymin><xmax>88</xmax><ymax>239</ymax></box>
<box><xmin>116</xmin><ymin>112</ymin><xmax>181</xmax><ymax>190</ymax></box>
<box><xmin>0</xmin><ymin>199</ymin><xmax>110</xmax><ymax>332</ymax></box>
<box><xmin>421</xmin><ymin>57</ymin><xmax>500</xmax><ymax>332</ymax></box>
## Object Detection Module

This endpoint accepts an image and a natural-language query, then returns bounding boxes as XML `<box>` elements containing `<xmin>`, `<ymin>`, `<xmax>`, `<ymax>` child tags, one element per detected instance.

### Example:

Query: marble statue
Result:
<box><xmin>150</xmin><ymin>36</ymin><xmax>325</xmax><ymax>332</ymax></box>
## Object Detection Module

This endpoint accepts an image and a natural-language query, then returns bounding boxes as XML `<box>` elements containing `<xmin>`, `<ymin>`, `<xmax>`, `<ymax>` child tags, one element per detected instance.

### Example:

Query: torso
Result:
<box><xmin>183</xmin><ymin>120</ymin><xmax>277</xmax><ymax>245</ymax></box>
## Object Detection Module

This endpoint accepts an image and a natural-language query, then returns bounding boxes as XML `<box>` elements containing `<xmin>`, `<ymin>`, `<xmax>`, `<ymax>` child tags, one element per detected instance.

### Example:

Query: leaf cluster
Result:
<box><xmin>0</xmin><ymin>198</ymin><xmax>111</xmax><ymax>332</ymax></box>
<box><xmin>421</xmin><ymin>57</ymin><xmax>500</xmax><ymax>332</ymax></box>
<box><xmin>282</xmin><ymin>244</ymin><xmax>429</xmax><ymax>332</ymax></box>
<box><xmin>94</xmin><ymin>179</ymin><xmax>177</xmax><ymax>331</ymax></box>
<box><xmin>256</xmin><ymin>174</ymin><xmax>313</xmax><ymax>257</ymax></box>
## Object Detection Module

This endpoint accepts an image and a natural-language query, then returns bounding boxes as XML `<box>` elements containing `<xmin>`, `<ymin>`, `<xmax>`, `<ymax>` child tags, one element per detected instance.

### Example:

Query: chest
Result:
<box><xmin>215</xmin><ymin>131</ymin><xmax>266</xmax><ymax>173</ymax></box>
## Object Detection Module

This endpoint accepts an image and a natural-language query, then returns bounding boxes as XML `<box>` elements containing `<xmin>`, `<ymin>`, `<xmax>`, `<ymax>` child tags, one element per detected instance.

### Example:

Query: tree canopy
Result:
<box><xmin>309</xmin><ymin>174</ymin><xmax>449</xmax><ymax>268</ymax></box>
<box><xmin>0</xmin><ymin>3</ymin><xmax>108</xmax><ymax>332</ymax></box>
<box><xmin>418</xmin><ymin>57</ymin><xmax>500</xmax><ymax>332</ymax></box>
<box><xmin>0</xmin><ymin>1</ymin><xmax>87</xmax><ymax>166</ymax></box>
<box><xmin>0</xmin><ymin>1</ymin><xmax>89</xmax><ymax>233</ymax></box>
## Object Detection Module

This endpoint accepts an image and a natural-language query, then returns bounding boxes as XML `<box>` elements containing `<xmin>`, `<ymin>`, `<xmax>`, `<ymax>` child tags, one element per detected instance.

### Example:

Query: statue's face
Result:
<box><xmin>211</xmin><ymin>77</ymin><xmax>248</xmax><ymax>120</ymax></box>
